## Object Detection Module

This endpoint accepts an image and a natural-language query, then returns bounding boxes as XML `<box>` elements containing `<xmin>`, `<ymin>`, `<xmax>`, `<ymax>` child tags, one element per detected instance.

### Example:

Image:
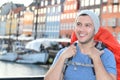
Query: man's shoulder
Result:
<box><xmin>102</xmin><ymin>48</ymin><xmax>115</xmax><ymax>60</ymax></box>
<box><xmin>56</xmin><ymin>47</ymin><xmax>67</xmax><ymax>56</ymax></box>
<box><xmin>104</xmin><ymin>48</ymin><xmax>113</xmax><ymax>55</ymax></box>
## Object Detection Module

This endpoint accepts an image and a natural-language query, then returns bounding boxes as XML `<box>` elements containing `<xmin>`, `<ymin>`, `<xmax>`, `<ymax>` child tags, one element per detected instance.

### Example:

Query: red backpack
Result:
<box><xmin>71</xmin><ymin>27</ymin><xmax>120</xmax><ymax>80</ymax></box>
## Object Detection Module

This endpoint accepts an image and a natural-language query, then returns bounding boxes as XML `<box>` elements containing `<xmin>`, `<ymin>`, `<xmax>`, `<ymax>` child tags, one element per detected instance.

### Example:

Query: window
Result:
<box><xmin>63</xmin><ymin>23</ymin><xmax>65</xmax><ymax>30</ymax></box>
<box><xmin>55</xmin><ymin>16</ymin><xmax>57</xmax><ymax>21</ymax></box>
<box><xmin>49</xmin><ymin>16</ymin><xmax>52</xmax><ymax>22</ymax></box>
<box><xmin>41</xmin><ymin>1</ymin><xmax>44</xmax><ymax>6</ymax></box>
<box><xmin>108</xmin><ymin>18</ymin><xmax>116</xmax><ymax>26</ymax></box>
<box><xmin>41</xmin><ymin>17</ymin><xmax>43</xmax><ymax>22</ymax></box>
<box><xmin>41</xmin><ymin>8</ymin><xmax>44</xmax><ymax>14</ymax></box>
<box><xmin>90</xmin><ymin>0</ymin><xmax>94</xmax><ymax>6</ymax></box>
<box><xmin>81</xmin><ymin>0</ymin><xmax>84</xmax><ymax>7</ymax></box>
<box><xmin>45</xmin><ymin>0</ymin><xmax>48</xmax><ymax>6</ymax></box>
<box><xmin>118</xmin><ymin>18</ymin><xmax>120</xmax><ymax>26</ymax></box>
<box><xmin>113</xmin><ymin>0</ymin><xmax>118</xmax><ymax>3</ymax></box>
<box><xmin>52</xmin><ymin>16</ymin><xmax>54</xmax><ymax>22</ymax></box>
<box><xmin>61</xmin><ymin>24</ymin><xmax>64</xmax><ymax>30</ymax></box>
<box><xmin>95</xmin><ymin>8</ymin><xmax>100</xmax><ymax>16</ymax></box>
<box><xmin>64</xmin><ymin>14</ymin><xmax>67</xmax><ymax>19</ymax></box>
<box><xmin>51</xmin><ymin>0</ymin><xmax>55</xmax><ymax>5</ymax></box>
<box><xmin>67</xmin><ymin>5</ymin><xmax>69</xmax><ymax>10</ymax></box>
<box><xmin>85</xmin><ymin>0</ymin><xmax>89</xmax><ymax>6</ymax></box>
<box><xmin>70</xmin><ymin>13</ymin><xmax>72</xmax><ymax>18</ymax></box>
<box><xmin>52</xmin><ymin>7</ymin><xmax>55</xmax><ymax>13</ymax></box>
<box><xmin>40</xmin><ymin>16</ymin><xmax>42</xmax><ymax>22</ymax></box>
<box><xmin>58</xmin><ymin>6</ymin><xmax>61</xmax><ymax>12</ymax></box>
<box><xmin>117</xmin><ymin>33</ymin><xmax>120</xmax><ymax>41</ymax></box>
<box><xmin>61</xmin><ymin>14</ymin><xmax>63</xmax><ymax>19</ymax></box>
<box><xmin>62</xmin><ymin>14</ymin><xmax>65</xmax><ymax>19</ymax></box>
<box><xmin>102</xmin><ymin>19</ymin><xmax>106</xmax><ymax>26</ymax></box>
<box><xmin>44</xmin><ymin>8</ymin><xmax>46</xmax><ymax>13</ymax></box>
<box><xmin>66</xmin><ymin>14</ymin><xmax>69</xmax><ymax>19</ymax></box>
<box><xmin>47</xmin><ymin>16</ymin><xmax>49</xmax><ymax>21</ymax></box>
<box><xmin>47</xmin><ymin>7</ymin><xmax>50</xmax><ymax>13</ymax></box>
<box><xmin>113</xmin><ymin>5</ymin><xmax>118</xmax><ymax>13</ymax></box>
<box><xmin>54</xmin><ymin>16</ymin><xmax>56</xmax><ymax>21</ymax></box>
<box><xmin>73</xmin><ymin>13</ymin><xmax>76</xmax><ymax>18</ymax></box>
<box><xmin>38</xmin><ymin>17</ymin><xmax>40</xmax><ymax>22</ymax></box>
<box><xmin>44</xmin><ymin>16</ymin><xmax>46</xmax><ymax>22</ymax></box>
<box><xmin>103</xmin><ymin>6</ymin><xmax>107</xmax><ymax>13</ymax></box>
<box><xmin>108</xmin><ymin>5</ymin><xmax>112</xmax><ymax>13</ymax></box>
<box><xmin>57</xmin><ymin>0</ymin><xmax>60</xmax><ymax>4</ymax></box>
<box><xmin>64</xmin><ymin>6</ymin><xmax>67</xmax><ymax>11</ymax></box>
<box><xmin>57</xmin><ymin>15</ymin><xmax>60</xmax><ymax>21</ymax></box>
<box><xmin>70</xmin><ymin>5</ymin><xmax>73</xmax><ymax>10</ymax></box>
<box><xmin>38</xmin><ymin>9</ymin><xmax>40</xmax><ymax>14</ymax></box>
<box><xmin>119</xmin><ymin>5</ymin><xmax>120</xmax><ymax>12</ymax></box>
<box><xmin>103</xmin><ymin>0</ymin><xmax>107</xmax><ymax>3</ymax></box>
<box><xmin>74</xmin><ymin>4</ymin><xmax>76</xmax><ymax>10</ymax></box>
<box><xmin>95</xmin><ymin>0</ymin><xmax>100</xmax><ymax>5</ymax></box>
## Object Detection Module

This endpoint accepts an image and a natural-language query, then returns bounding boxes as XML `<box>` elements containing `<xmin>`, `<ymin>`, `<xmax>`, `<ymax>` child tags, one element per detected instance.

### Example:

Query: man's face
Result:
<box><xmin>75</xmin><ymin>15</ymin><xmax>95</xmax><ymax>44</ymax></box>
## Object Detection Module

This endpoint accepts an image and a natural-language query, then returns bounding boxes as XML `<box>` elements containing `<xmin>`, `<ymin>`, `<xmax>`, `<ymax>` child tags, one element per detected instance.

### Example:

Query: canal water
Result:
<box><xmin>0</xmin><ymin>61</ymin><xmax>49</xmax><ymax>77</ymax></box>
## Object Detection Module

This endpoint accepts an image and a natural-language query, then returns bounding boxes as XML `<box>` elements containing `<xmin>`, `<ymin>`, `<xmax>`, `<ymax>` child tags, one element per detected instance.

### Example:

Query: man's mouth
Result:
<box><xmin>79</xmin><ymin>34</ymin><xmax>86</xmax><ymax>38</ymax></box>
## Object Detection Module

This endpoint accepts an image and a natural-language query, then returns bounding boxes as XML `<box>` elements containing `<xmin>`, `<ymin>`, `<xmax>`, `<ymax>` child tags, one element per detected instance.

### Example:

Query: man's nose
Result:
<box><xmin>78</xmin><ymin>25</ymin><xmax>86</xmax><ymax>31</ymax></box>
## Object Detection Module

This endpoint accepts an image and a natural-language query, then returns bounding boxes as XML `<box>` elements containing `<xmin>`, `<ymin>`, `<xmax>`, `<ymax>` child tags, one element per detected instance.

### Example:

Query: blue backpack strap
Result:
<box><xmin>63</xmin><ymin>43</ymin><xmax>77</xmax><ymax>75</ymax></box>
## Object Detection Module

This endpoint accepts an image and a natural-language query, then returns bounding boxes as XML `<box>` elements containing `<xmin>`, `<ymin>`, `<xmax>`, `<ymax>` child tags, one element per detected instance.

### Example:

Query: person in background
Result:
<box><xmin>44</xmin><ymin>10</ymin><xmax>117</xmax><ymax>80</ymax></box>
<box><xmin>40</xmin><ymin>44</ymin><xmax>44</xmax><ymax>52</ymax></box>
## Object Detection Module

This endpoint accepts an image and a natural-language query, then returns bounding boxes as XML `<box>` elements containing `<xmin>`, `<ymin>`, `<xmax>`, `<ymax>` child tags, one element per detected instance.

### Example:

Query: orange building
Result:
<box><xmin>60</xmin><ymin>0</ymin><xmax>80</xmax><ymax>38</ymax></box>
<box><xmin>23</xmin><ymin>11</ymin><xmax>34</xmax><ymax>35</ymax></box>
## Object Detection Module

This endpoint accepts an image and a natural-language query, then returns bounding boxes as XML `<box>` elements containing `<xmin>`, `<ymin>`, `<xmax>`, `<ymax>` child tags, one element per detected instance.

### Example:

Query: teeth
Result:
<box><xmin>80</xmin><ymin>34</ymin><xmax>85</xmax><ymax>36</ymax></box>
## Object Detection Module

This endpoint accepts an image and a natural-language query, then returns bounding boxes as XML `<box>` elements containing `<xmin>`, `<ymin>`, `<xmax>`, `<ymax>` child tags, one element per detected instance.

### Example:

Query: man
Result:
<box><xmin>44</xmin><ymin>10</ymin><xmax>117</xmax><ymax>80</ymax></box>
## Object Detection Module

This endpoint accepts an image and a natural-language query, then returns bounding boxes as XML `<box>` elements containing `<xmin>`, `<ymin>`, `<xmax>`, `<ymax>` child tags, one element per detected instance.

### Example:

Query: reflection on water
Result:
<box><xmin>0</xmin><ymin>61</ymin><xmax>49</xmax><ymax>77</ymax></box>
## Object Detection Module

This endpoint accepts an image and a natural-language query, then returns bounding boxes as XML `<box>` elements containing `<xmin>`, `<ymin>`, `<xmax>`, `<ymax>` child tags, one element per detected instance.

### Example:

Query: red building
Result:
<box><xmin>101</xmin><ymin>0</ymin><xmax>120</xmax><ymax>38</ymax></box>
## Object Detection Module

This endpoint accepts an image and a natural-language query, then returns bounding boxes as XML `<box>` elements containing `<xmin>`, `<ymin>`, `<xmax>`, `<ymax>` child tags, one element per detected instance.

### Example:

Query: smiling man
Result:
<box><xmin>44</xmin><ymin>10</ymin><xmax>117</xmax><ymax>80</ymax></box>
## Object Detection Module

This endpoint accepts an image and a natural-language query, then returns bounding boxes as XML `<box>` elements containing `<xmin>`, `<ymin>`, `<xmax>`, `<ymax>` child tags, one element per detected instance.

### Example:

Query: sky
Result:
<box><xmin>0</xmin><ymin>0</ymin><xmax>33</xmax><ymax>7</ymax></box>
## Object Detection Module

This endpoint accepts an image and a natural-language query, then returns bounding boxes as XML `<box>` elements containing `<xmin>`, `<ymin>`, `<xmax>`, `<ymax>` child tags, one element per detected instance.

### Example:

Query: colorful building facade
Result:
<box><xmin>45</xmin><ymin>0</ymin><xmax>64</xmax><ymax>38</ymax></box>
<box><xmin>60</xmin><ymin>0</ymin><xmax>80</xmax><ymax>38</ymax></box>
<box><xmin>101</xmin><ymin>0</ymin><xmax>120</xmax><ymax>39</ymax></box>
<box><xmin>1</xmin><ymin>0</ymin><xmax>120</xmax><ymax>41</ymax></box>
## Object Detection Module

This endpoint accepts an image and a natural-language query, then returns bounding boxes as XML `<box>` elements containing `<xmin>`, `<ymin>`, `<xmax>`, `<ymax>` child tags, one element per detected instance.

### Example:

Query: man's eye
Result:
<box><xmin>86</xmin><ymin>24</ymin><xmax>90</xmax><ymax>27</ymax></box>
<box><xmin>77</xmin><ymin>22</ymin><xmax>81</xmax><ymax>26</ymax></box>
<box><xmin>85</xmin><ymin>24</ymin><xmax>92</xmax><ymax>27</ymax></box>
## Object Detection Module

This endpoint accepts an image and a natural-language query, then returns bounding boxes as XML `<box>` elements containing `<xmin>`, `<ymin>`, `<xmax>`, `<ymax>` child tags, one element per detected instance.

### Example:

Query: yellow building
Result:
<box><xmin>6</xmin><ymin>12</ymin><xmax>17</xmax><ymax>35</ymax></box>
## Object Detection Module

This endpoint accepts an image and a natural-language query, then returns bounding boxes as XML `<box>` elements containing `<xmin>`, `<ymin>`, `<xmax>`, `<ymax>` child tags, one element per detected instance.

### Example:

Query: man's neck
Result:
<box><xmin>78</xmin><ymin>40</ymin><xmax>95</xmax><ymax>54</ymax></box>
